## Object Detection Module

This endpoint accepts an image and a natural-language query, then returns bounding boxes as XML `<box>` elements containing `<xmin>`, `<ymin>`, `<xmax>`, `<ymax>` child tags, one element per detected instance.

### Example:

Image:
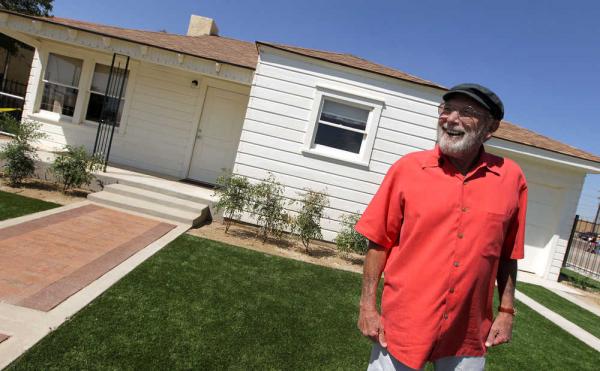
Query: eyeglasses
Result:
<box><xmin>437</xmin><ymin>103</ymin><xmax>490</xmax><ymax>122</ymax></box>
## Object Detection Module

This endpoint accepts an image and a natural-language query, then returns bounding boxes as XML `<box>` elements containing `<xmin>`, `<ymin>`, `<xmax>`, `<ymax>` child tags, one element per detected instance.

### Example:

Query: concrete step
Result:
<box><xmin>95</xmin><ymin>172</ymin><xmax>217</xmax><ymax>206</ymax></box>
<box><xmin>102</xmin><ymin>183</ymin><xmax>207</xmax><ymax>214</ymax></box>
<box><xmin>88</xmin><ymin>191</ymin><xmax>209</xmax><ymax>227</ymax></box>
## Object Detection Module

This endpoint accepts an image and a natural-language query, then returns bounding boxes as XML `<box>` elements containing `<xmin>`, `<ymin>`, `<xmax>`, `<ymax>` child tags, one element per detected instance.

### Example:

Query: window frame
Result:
<box><xmin>302</xmin><ymin>86</ymin><xmax>384</xmax><ymax>168</ymax></box>
<box><xmin>32</xmin><ymin>43</ymin><xmax>135</xmax><ymax>135</ymax></box>
<box><xmin>39</xmin><ymin>52</ymin><xmax>83</xmax><ymax>119</ymax></box>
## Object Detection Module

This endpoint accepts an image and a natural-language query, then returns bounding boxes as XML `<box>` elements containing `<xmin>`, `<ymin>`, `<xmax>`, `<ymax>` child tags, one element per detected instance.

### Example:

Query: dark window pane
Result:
<box><xmin>90</xmin><ymin>64</ymin><xmax>129</xmax><ymax>97</ymax></box>
<box><xmin>0</xmin><ymin>34</ymin><xmax>34</xmax><ymax>98</ymax></box>
<box><xmin>86</xmin><ymin>92</ymin><xmax>123</xmax><ymax>126</ymax></box>
<box><xmin>314</xmin><ymin>124</ymin><xmax>364</xmax><ymax>153</ymax></box>
<box><xmin>320</xmin><ymin>112</ymin><xmax>366</xmax><ymax>131</ymax></box>
<box><xmin>320</xmin><ymin>100</ymin><xmax>368</xmax><ymax>131</ymax></box>
<box><xmin>5</xmin><ymin>43</ymin><xmax>33</xmax><ymax>94</ymax></box>
<box><xmin>40</xmin><ymin>83</ymin><xmax>78</xmax><ymax>116</ymax></box>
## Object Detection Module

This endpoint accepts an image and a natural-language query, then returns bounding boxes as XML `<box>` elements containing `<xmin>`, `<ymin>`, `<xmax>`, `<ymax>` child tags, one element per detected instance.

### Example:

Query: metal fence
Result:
<box><xmin>562</xmin><ymin>215</ymin><xmax>600</xmax><ymax>280</ymax></box>
<box><xmin>0</xmin><ymin>78</ymin><xmax>26</xmax><ymax>121</ymax></box>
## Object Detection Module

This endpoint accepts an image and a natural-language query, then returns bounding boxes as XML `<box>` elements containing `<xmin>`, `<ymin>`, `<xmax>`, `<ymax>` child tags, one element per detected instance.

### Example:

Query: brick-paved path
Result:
<box><xmin>0</xmin><ymin>204</ymin><xmax>175</xmax><ymax>311</ymax></box>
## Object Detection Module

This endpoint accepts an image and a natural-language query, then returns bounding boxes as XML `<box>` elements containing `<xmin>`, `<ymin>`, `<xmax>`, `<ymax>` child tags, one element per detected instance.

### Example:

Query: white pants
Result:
<box><xmin>367</xmin><ymin>343</ymin><xmax>486</xmax><ymax>371</ymax></box>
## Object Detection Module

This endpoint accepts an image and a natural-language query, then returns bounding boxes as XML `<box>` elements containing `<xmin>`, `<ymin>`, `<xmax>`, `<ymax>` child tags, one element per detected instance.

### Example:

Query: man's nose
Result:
<box><xmin>445</xmin><ymin>110</ymin><xmax>461</xmax><ymax>123</ymax></box>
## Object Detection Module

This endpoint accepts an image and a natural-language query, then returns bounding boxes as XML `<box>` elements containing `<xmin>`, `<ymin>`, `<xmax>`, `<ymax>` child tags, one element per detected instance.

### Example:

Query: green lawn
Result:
<box><xmin>7</xmin><ymin>235</ymin><xmax>600</xmax><ymax>370</ymax></box>
<box><xmin>560</xmin><ymin>268</ymin><xmax>600</xmax><ymax>292</ymax></box>
<box><xmin>517</xmin><ymin>281</ymin><xmax>600</xmax><ymax>339</ymax></box>
<box><xmin>0</xmin><ymin>190</ymin><xmax>60</xmax><ymax>221</ymax></box>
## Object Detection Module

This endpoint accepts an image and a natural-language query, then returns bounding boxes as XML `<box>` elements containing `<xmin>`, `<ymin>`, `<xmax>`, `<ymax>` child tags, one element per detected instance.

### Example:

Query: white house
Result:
<box><xmin>1</xmin><ymin>10</ymin><xmax>598</xmax><ymax>281</ymax></box>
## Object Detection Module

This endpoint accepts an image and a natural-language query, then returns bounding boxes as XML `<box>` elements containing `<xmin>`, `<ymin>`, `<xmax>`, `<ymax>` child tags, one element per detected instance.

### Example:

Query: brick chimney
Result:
<box><xmin>187</xmin><ymin>15</ymin><xmax>219</xmax><ymax>37</ymax></box>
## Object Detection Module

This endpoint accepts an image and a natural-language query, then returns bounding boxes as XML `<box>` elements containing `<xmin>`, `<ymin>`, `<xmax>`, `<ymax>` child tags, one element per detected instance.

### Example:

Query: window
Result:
<box><xmin>40</xmin><ymin>53</ymin><xmax>83</xmax><ymax>116</ymax></box>
<box><xmin>304</xmin><ymin>86</ymin><xmax>384</xmax><ymax>166</ymax></box>
<box><xmin>0</xmin><ymin>34</ymin><xmax>34</xmax><ymax>98</ymax></box>
<box><xmin>314</xmin><ymin>100</ymin><xmax>369</xmax><ymax>154</ymax></box>
<box><xmin>85</xmin><ymin>63</ymin><xmax>128</xmax><ymax>126</ymax></box>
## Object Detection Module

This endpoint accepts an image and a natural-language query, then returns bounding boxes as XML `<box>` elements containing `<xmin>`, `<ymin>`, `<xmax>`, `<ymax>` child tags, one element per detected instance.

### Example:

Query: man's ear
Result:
<box><xmin>484</xmin><ymin>119</ymin><xmax>500</xmax><ymax>141</ymax></box>
<box><xmin>489</xmin><ymin>119</ymin><xmax>500</xmax><ymax>133</ymax></box>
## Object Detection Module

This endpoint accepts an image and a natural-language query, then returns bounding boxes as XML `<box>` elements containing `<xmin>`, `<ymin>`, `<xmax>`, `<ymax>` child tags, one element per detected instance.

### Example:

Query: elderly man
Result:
<box><xmin>356</xmin><ymin>84</ymin><xmax>527</xmax><ymax>371</ymax></box>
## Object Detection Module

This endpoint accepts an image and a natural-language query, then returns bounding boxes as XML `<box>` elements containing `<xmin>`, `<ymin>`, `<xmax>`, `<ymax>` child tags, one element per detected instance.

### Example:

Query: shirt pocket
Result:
<box><xmin>480</xmin><ymin>212</ymin><xmax>508</xmax><ymax>258</ymax></box>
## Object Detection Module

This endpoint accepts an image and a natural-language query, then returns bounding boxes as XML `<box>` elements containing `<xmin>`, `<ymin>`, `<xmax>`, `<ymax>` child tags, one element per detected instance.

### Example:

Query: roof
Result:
<box><xmin>257</xmin><ymin>42</ymin><xmax>446</xmax><ymax>90</ymax></box>
<box><xmin>2</xmin><ymin>10</ymin><xmax>598</xmax><ymax>165</ymax></box>
<box><xmin>8</xmin><ymin>11</ymin><xmax>258</xmax><ymax>69</ymax></box>
<box><xmin>494</xmin><ymin>121</ymin><xmax>600</xmax><ymax>163</ymax></box>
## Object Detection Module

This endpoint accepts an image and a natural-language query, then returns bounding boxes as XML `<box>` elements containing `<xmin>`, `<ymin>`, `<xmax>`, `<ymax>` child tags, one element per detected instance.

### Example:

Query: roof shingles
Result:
<box><xmin>36</xmin><ymin>15</ymin><xmax>258</xmax><ymax>69</ymax></box>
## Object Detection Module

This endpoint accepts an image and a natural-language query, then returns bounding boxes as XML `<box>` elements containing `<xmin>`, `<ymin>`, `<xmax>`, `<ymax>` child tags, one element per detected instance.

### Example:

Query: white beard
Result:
<box><xmin>437</xmin><ymin>122</ymin><xmax>489</xmax><ymax>158</ymax></box>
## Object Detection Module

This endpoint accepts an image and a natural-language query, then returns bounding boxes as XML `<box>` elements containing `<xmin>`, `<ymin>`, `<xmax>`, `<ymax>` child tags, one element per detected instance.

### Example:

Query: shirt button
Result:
<box><xmin>463</xmin><ymin>180</ymin><xmax>468</xmax><ymax>185</ymax></box>
<box><xmin>449</xmin><ymin>288</ymin><xmax>455</xmax><ymax>293</ymax></box>
<box><xmin>443</xmin><ymin>313</ymin><xmax>449</xmax><ymax>319</ymax></box>
<box><xmin>453</xmin><ymin>261</ymin><xmax>460</xmax><ymax>267</ymax></box>
<box><xmin>457</xmin><ymin>233</ymin><xmax>464</xmax><ymax>239</ymax></box>
<box><xmin>461</xmin><ymin>207</ymin><xmax>468</xmax><ymax>212</ymax></box>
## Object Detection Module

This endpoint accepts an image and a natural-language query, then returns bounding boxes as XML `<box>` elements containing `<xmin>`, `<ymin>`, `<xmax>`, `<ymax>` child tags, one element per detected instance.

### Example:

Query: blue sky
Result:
<box><xmin>53</xmin><ymin>0</ymin><xmax>600</xmax><ymax>220</ymax></box>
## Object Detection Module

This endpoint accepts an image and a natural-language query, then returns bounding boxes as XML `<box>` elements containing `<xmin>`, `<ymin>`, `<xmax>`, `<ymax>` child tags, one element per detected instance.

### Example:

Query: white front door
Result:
<box><xmin>187</xmin><ymin>87</ymin><xmax>248</xmax><ymax>184</ymax></box>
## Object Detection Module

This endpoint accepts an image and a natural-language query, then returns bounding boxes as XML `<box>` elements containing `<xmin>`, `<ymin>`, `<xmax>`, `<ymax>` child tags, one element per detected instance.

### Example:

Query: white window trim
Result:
<box><xmin>302</xmin><ymin>85</ymin><xmax>384</xmax><ymax>168</ymax></box>
<box><xmin>34</xmin><ymin>42</ymin><xmax>137</xmax><ymax>136</ymax></box>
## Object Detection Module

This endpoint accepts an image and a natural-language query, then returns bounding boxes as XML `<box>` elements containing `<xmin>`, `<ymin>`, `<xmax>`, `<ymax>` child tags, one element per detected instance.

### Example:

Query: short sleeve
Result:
<box><xmin>355</xmin><ymin>161</ymin><xmax>404</xmax><ymax>249</ymax></box>
<box><xmin>501</xmin><ymin>181</ymin><xmax>528</xmax><ymax>260</ymax></box>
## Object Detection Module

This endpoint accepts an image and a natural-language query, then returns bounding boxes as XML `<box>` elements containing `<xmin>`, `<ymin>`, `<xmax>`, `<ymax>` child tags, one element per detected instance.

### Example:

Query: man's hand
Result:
<box><xmin>485</xmin><ymin>312</ymin><xmax>514</xmax><ymax>347</ymax></box>
<box><xmin>358</xmin><ymin>307</ymin><xmax>387</xmax><ymax>347</ymax></box>
<box><xmin>358</xmin><ymin>242</ymin><xmax>388</xmax><ymax>347</ymax></box>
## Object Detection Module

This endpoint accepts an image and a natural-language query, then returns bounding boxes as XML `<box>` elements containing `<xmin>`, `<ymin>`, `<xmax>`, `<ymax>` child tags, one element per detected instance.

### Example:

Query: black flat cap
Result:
<box><xmin>443</xmin><ymin>83</ymin><xmax>504</xmax><ymax>120</ymax></box>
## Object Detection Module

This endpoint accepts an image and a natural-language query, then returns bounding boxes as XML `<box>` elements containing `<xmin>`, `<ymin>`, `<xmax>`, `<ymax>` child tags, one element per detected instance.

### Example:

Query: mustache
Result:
<box><xmin>441</xmin><ymin>124</ymin><xmax>466</xmax><ymax>134</ymax></box>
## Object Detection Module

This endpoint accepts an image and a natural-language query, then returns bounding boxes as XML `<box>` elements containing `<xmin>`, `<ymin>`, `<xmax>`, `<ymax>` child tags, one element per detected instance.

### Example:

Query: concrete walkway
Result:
<box><xmin>0</xmin><ymin>201</ymin><xmax>189</xmax><ymax>369</ymax></box>
<box><xmin>517</xmin><ymin>272</ymin><xmax>600</xmax><ymax>352</ymax></box>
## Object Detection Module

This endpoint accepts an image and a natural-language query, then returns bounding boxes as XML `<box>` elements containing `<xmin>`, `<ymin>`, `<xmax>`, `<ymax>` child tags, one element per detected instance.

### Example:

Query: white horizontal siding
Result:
<box><xmin>234</xmin><ymin>49</ymin><xmax>444</xmax><ymax>240</ymax></box>
<box><xmin>239</xmin><ymin>133</ymin><xmax>385</xmax><ymax>183</ymax></box>
<box><xmin>31</xmin><ymin>59</ymin><xmax>216</xmax><ymax>178</ymax></box>
<box><xmin>101</xmin><ymin>62</ymin><xmax>203</xmax><ymax>176</ymax></box>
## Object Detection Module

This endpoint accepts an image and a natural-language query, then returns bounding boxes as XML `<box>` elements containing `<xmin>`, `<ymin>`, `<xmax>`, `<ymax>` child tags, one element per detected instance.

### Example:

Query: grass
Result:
<box><xmin>517</xmin><ymin>282</ymin><xmax>600</xmax><ymax>339</ymax></box>
<box><xmin>7</xmin><ymin>235</ymin><xmax>600</xmax><ymax>370</ymax></box>
<box><xmin>560</xmin><ymin>268</ymin><xmax>600</xmax><ymax>292</ymax></box>
<box><xmin>0</xmin><ymin>190</ymin><xmax>60</xmax><ymax>221</ymax></box>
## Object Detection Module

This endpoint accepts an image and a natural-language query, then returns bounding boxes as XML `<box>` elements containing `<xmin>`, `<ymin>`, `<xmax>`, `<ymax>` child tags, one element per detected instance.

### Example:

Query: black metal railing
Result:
<box><xmin>562</xmin><ymin>215</ymin><xmax>600</xmax><ymax>280</ymax></box>
<box><xmin>93</xmin><ymin>53</ymin><xmax>130</xmax><ymax>171</ymax></box>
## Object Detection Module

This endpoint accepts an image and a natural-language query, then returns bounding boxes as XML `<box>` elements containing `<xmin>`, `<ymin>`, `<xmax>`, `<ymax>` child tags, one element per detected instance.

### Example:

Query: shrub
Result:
<box><xmin>335</xmin><ymin>213</ymin><xmax>368</xmax><ymax>255</ymax></box>
<box><xmin>213</xmin><ymin>175</ymin><xmax>253</xmax><ymax>233</ymax></box>
<box><xmin>293</xmin><ymin>189</ymin><xmax>328</xmax><ymax>252</ymax></box>
<box><xmin>0</xmin><ymin>119</ymin><xmax>45</xmax><ymax>186</ymax></box>
<box><xmin>0</xmin><ymin>112</ymin><xmax>20</xmax><ymax>135</ymax></box>
<box><xmin>49</xmin><ymin>145</ymin><xmax>103</xmax><ymax>192</ymax></box>
<box><xmin>251</xmin><ymin>173</ymin><xmax>290</xmax><ymax>242</ymax></box>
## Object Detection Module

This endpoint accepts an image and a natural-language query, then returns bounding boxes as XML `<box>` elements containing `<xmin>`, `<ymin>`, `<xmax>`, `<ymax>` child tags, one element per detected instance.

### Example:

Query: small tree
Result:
<box><xmin>213</xmin><ymin>174</ymin><xmax>253</xmax><ymax>233</ymax></box>
<box><xmin>0</xmin><ymin>0</ymin><xmax>54</xmax><ymax>16</ymax></box>
<box><xmin>293</xmin><ymin>189</ymin><xmax>328</xmax><ymax>252</ymax></box>
<box><xmin>49</xmin><ymin>145</ymin><xmax>102</xmax><ymax>192</ymax></box>
<box><xmin>0</xmin><ymin>112</ymin><xmax>20</xmax><ymax>135</ymax></box>
<box><xmin>335</xmin><ymin>213</ymin><xmax>369</xmax><ymax>256</ymax></box>
<box><xmin>251</xmin><ymin>173</ymin><xmax>290</xmax><ymax>243</ymax></box>
<box><xmin>0</xmin><ymin>119</ymin><xmax>44</xmax><ymax>186</ymax></box>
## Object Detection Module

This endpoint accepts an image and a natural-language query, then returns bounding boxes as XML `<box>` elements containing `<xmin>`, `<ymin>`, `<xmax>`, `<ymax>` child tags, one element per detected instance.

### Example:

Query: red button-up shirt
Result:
<box><xmin>356</xmin><ymin>145</ymin><xmax>527</xmax><ymax>369</ymax></box>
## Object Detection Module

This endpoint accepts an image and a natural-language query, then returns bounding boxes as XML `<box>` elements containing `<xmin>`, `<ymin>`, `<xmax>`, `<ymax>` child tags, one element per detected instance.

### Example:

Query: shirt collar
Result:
<box><xmin>422</xmin><ymin>144</ymin><xmax>501</xmax><ymax>176</ymax></box>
